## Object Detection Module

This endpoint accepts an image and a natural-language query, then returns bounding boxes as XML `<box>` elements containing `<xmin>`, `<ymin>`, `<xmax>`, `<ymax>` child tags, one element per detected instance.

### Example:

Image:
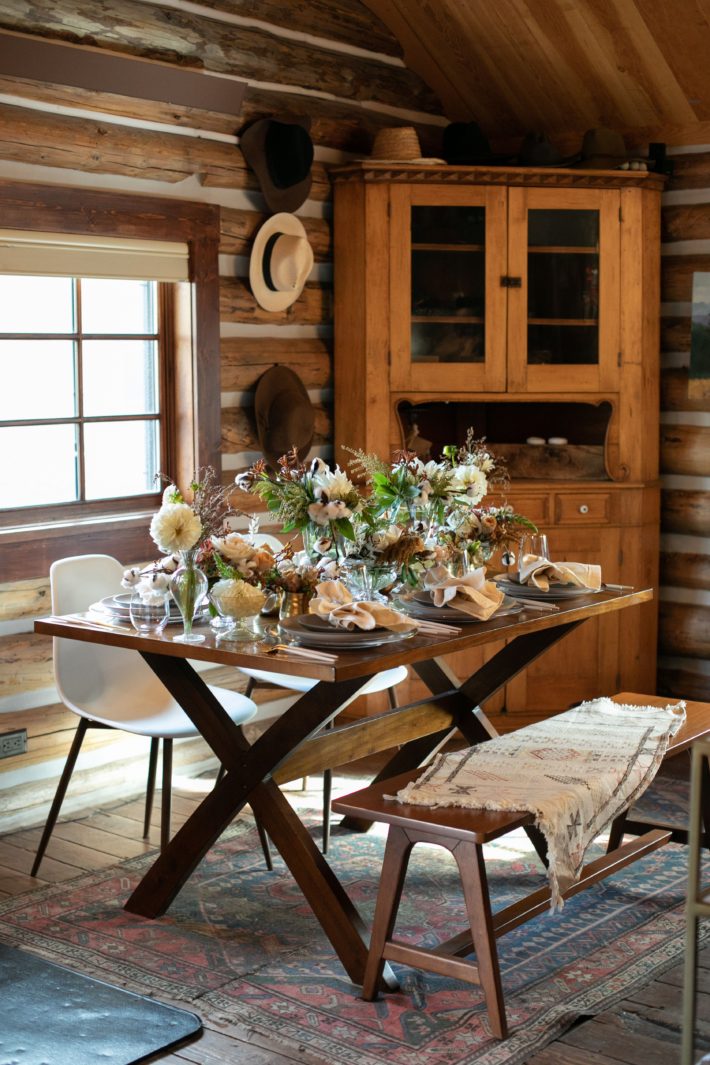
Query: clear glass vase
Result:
<box><xmin>170</xmin><ymin>548</ymin><xmax>208</xmax><ymax>644</ymax></box>
<box><xmin>343</xmin><ymin>559</ymin><xmax>397</xmax><ymax>602</ymax></box>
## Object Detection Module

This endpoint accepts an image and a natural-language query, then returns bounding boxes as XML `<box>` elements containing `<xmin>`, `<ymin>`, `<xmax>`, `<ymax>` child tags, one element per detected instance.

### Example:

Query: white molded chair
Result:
<box><xmin>239</xmin><ymin>534</ymin><xmax>409</xmax><ymax>854</ymax></box>
<box><xmin>32</xmin><ymin>554</ymin><xmax>261</xmax><ymax>876</ymax></box>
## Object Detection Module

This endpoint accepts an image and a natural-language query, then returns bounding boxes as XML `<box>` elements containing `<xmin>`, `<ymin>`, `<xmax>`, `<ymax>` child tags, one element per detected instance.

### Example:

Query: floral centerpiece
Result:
<box><xmin>236</xmin><ymin>448</ymin><xmax>361</xmax><ymax>557</ymax></box>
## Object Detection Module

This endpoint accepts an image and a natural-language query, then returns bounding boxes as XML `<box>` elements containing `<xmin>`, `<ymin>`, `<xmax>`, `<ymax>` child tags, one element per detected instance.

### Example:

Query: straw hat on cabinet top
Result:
<box><xmin>249</xmin><ymin>213</ymin><xmax>314</xmax><ymax>312</ymax></box>
<box><xmin>369</xmin><ymin>125</ymin><xmax>446</xmax><ymax>164</ymax></box>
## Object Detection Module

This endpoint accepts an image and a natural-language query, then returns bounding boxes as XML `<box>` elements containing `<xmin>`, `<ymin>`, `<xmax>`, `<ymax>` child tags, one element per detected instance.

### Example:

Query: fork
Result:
<box><xmin>263</xmin><ymin>643</ymin><xmax>338</xmax><ymax>663</ymax></box>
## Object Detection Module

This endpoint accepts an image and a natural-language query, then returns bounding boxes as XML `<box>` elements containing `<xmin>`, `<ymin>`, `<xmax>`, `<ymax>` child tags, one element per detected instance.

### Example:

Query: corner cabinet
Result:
<box><xmin>332</xmin><ymin>162</ymin><xmax>665</xmax><ymax>727</ymax></box>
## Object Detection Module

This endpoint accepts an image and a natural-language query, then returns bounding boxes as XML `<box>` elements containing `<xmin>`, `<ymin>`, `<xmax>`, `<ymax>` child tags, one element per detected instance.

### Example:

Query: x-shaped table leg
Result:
<box><xmin>125</xmin><ymin>654</ymin><xmax>393</xmax><ymax>987</ymax></box>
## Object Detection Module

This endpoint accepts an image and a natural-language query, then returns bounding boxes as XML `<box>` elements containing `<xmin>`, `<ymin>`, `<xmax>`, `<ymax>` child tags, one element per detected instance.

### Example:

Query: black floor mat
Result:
<box><xmin>0</xmin><ymin>944</ymin><xmax>201</xmax><ymax>1065</ymax></box>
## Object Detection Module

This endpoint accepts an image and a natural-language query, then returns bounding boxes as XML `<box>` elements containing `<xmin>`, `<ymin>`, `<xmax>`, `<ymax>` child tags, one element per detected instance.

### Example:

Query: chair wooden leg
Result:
<box><xmin>31</xmin><ymin>718</ymin><xmax>91</xmax><ymax>877</ymax></box>
<box><xmin>254</xmin><ymin>815</ymin><xmax>273</xmax><ymax>871</ymax></box>
<box><xmin>362</xmin><ymin>826</ymin><xmax>413</xmax><ymax>1000</ymax></box>
<box><xmin>144</xmin><ymin>737</ymin><xmax>159</xmax><ymax>839</ymax></box>
<box><xmin>244</xmin><ymin>677</ymin><xmax>256</xmax><ymax>698</ymax></box>
<box><xmin>387</xmin><ymin>685</ymin><xmax>399</xmax><ymax>710</ymax></box>
<box><xmin>454</xmin><ymin>840</ymin><xmax>508</xmax><ymax>1040</ymax></box>
<box><xmin>606</xmin><ymin>810</ymin><xmax>627</xmax><ymax>853</ymax></box>
<box><xmin>160</xmin><ymin>738</ymin><xmax>173</xmax><ymax>852</ymax></box>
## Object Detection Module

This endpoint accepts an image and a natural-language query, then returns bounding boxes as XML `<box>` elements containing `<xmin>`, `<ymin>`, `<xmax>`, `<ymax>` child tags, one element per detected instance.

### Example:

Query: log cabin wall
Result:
<box><xmin>0</xmin><ymin>0</ymin><xmax>444</xmax><ymax>833</ymax></box>
<box><xmin>658</xmin><ymin>146</ymin><xmax>710</xmax><ymax>704</ymax></box>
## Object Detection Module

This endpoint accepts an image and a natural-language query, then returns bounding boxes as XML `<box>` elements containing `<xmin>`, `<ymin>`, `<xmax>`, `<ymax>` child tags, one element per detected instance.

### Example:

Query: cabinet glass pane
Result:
<box><xmin>527</xmin><ymin>209</ymin><xmax>599</xmax><ymax>366</ymax></box>
<box><xmin>410</xmin><ymin>206</ymin><xmax>486</xmax><ymax>364</ymax></box>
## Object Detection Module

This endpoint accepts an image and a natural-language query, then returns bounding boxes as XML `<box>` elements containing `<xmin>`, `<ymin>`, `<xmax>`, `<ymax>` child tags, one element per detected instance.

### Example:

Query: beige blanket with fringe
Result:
<box><xmin>395</xmin><ymin>697</ymin><xmax>686</xmax><ymax>911</ymax></box>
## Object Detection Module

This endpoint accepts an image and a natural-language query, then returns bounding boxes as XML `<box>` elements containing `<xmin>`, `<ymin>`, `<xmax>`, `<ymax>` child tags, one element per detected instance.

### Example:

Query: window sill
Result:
<box><xmin>1</xmin><ymin>512</ymin><xmax>157</xmax><ymax>582</ymax></box>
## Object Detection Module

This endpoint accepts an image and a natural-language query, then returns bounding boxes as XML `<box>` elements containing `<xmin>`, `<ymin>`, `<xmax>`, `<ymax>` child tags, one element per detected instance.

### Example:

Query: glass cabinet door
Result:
<box><xmin>389</xmin><ymin>185</ymin><xmax>507</xmax><ymax>392</ymax></box>
<box><xmin>507</xmin><ymin>188</ymin><xmax>620</xmax><ymax>393</ymax></box>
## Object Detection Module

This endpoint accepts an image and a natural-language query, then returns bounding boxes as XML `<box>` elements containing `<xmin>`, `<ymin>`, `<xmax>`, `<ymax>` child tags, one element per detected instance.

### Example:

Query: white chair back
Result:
<box><xmin>50</xmin><ymin>554</ymin><xmax>175</xmax><ymax>729</ymax></box>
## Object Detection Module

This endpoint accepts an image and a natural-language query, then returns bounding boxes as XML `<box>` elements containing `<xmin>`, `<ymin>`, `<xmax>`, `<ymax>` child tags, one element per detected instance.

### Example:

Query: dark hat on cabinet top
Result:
<box><xmin>441</xmin><ymin>122</ymin><xmax>515</xmax><ymax>166</ymax></box>
<box><xmin>240</xmin><ymin>115</ymin><xmax>314</xmax><ymax>212</ymax></box>
<box><xmin>572</xmin><ymin>128</ymin><xmax>647</xmax><ymax>170</ymax></box>
<box><xmin>254</xmin><ymin>365</ymin><xmax>315</xmax><ymax>469</ymax></box>
<box><xmin>517</xmin><ymin>131</ymin><xmax>581</xmax><ymax>168</ymax></box>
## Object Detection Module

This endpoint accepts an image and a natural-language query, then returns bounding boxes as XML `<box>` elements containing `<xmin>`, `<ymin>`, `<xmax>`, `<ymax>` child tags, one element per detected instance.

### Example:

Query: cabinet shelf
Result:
<box><xmin>528</xmin><ymin>245</ymin><xmax>599</xmax><ymax>254</ymax></box>
<box><xmin>528</xmin><ymin>317</ymin><xmax>598</xmax><ymax>326</ymax></box>
<box><xmin>412</xmin><ymin>243</ymin><xmax>485</xmax><ymax>252</ymax></box>
<box><xmin>412</xmin><ymin>315</ymin><xmax>484</xmax><ymax>324</ymax></box>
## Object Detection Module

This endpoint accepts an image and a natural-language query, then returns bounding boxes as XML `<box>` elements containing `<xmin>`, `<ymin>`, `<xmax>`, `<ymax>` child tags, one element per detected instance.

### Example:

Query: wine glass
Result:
<box><xmin>518</xmin><ymin>533</ymin><xmax>550</xmax><ymax>578</ymax></box>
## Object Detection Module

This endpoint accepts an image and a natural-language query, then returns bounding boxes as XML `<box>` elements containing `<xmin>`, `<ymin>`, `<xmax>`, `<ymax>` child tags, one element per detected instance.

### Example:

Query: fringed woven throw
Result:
<box><xmin>396</xmin><ymin>697</ymin><xmax>686</xmax><ymax>911</ymax></box>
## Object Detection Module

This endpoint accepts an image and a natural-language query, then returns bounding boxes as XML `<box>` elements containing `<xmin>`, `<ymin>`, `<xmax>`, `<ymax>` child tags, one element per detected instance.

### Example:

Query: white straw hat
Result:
<box><xmin>249</xmin><ymin>213</ymin><xmax>314</xmax><ymax>312</ymax></box>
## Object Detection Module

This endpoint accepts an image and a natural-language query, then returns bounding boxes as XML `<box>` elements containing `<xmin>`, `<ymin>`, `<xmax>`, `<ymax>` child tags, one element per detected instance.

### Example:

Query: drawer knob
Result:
<box><xmin>578</xmin><ymin>504</ymin><xmax>589</xmax><ymax>514</ymax></box>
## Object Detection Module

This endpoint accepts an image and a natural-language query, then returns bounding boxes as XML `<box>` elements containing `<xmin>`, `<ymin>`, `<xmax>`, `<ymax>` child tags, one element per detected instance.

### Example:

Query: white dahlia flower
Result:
<box><xmin>150</xmin><ymin>503</ymin><xmax>202</xmax><ymax>554</ymax></box>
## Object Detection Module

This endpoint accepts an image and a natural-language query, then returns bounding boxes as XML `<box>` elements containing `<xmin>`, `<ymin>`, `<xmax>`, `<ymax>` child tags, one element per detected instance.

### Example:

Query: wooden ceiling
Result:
<box><xmin>365</xmin><ymin>0</ymin><xmax>710</xmax><ymax>147</ymax></box>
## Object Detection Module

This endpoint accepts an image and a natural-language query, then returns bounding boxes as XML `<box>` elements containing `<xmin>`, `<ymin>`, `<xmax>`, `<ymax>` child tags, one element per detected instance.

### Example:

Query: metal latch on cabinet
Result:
<box><xmin>500</xmin><ymin>276</ymin><xmax>522</xmax><ymax>288</ymax></box>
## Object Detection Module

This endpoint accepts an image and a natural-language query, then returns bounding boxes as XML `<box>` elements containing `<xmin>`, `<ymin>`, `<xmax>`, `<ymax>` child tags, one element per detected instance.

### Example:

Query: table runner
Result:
<box><xmin>395</xmin><ymin>697</ymin><xmax>686</xmax><ymax>910</ymax></box>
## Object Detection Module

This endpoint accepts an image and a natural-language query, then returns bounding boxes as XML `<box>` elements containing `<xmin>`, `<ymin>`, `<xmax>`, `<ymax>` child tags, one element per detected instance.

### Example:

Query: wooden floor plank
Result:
<box><xmin>0</xmin><ymin>839</ymin><xmax>80</xmax><ymax>881</ymax></box>
<box><xmin>560</xmin><ymin>1011</ymin><xmax>682</xmax><ymax>1065</ymax></box>
<box><xmin>525</xmin><ymin>1044</ymin><xmax>629</xmax><ymax>1064</ymax></box>
<box><xmin>8</xmin><ymin>828</ymin><xmax>120</xmax><ymax>871</ymax></box>
<box><xmin>79</xmin><ymin>810</ymin><xmax>161</xmax><ymax>846</ymax></box>
<box><xmin>173</xmin><ymin>1023</ymin><xmax>322</xmax><ymax>1064</ymax></box>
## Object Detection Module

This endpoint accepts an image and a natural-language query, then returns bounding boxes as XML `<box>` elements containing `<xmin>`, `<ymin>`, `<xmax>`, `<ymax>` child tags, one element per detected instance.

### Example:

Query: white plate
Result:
<box><xmin>90</xmin><ymin>595</ymin><xmax>210</xmax><ymax>625</ymax></box>
<box><xmin>494</xmin><ymin>577</ymin><xmax>601</xmax><ymax>600</ymax></box>
<box><xmin>400</xmin><ymin>594</ymin><xmax>523</xmax><ymax>623</ymax></box>
<box><xmin>279</xmin><ymin>615</ymin><xmax>417</xmax><ymax>649</ymax></box>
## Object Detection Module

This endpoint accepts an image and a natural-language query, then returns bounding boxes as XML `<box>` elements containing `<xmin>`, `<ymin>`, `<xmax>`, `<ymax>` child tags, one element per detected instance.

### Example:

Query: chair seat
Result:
<box><xmin>238</xmin><ymin>664</ymin><xmax>408</xmax><ymax>696</ymax></box>
<box><xmin>73</xmin><ymin>684</ymin><xmax>256</xmax><ymax>739</ymax></box>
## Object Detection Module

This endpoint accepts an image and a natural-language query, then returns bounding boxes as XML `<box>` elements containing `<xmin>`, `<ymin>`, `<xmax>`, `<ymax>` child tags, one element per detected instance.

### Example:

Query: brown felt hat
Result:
<box><xmin>254</xmin><ymin>366</ymin><xmax>315</xmax><ymax>469</ymax></box>
<box><xmin>240</xmin><ymin>114</ymin><xmax>314</xmax><ymax>213</ymax></box>
<box><xmin>573</xmin><ymin>128</ymin><xmax>647</xmax><ymax>170</ymax></box>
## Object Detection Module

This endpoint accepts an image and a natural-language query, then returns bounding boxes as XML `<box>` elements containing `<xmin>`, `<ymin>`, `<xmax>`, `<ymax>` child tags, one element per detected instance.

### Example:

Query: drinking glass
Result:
<box><xmin>129</xmin><ymin>593</ymin><xmax>170</xmax><ymax>636</ymax></box>
<box><xmin>518</xmin><ymin>533</ymin><xmax>550</xmax><ymax>576</ymax></box>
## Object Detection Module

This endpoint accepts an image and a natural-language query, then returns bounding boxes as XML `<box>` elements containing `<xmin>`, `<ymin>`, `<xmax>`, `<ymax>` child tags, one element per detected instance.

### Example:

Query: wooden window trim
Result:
<box><xmin>0</xmin><ymin>181</ymin><xmax>221</xmax><ymax>580</ymax></box>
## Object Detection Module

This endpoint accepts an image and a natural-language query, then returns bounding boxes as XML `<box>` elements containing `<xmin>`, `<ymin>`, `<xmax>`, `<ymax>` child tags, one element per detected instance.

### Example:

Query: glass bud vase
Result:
<box><xmin>170</xmin><ymin>548</ymin><xmax>208</xmax><ymax>644</ymax></box>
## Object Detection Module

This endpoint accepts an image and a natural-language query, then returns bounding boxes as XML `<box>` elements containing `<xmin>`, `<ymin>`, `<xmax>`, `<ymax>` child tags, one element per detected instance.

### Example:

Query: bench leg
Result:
<box><xmin>362</xmin><ymin>826</ymin><xmax>413</xmax><ymax>1001</ymax></box>
<box><xmin>454</xmin><ymin>840</ymin><xmax>508</xmax><ymax>1040</ymax></box>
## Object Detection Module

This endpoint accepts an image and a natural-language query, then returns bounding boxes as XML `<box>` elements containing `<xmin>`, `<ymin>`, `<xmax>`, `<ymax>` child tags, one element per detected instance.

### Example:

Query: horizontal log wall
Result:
<box><xmin>0</xmin><ymin>0</ymin><xmax>444</xmax><ymax>832</ymax></box>
<box><xmin>658</xmin><ymin>148</ymin><xmax>710</xmax><ymax>702</ymax></box>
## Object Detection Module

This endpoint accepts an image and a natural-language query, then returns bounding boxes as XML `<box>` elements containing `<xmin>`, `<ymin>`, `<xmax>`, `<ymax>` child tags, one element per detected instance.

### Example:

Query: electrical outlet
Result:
<box><xmin>0</xmin><ymin>729</ymin><xmax>27</xmax><ymax>758</ymax></box>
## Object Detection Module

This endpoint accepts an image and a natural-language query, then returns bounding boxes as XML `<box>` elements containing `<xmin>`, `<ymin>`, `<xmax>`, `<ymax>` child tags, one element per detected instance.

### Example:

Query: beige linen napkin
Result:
<box><xmin>421</xmin><ymin>564</ymin><xmax>504</xmax><ymax>620</ymax></box>
<box><xmin>517</xmin><ymin>555</ymin><xmax>602</xmax><ymax>592</ymax></box>
<box><xmin>309</xmin><ymin>580</ymin><xmax>413</xmax><ymax>632</ymax></box>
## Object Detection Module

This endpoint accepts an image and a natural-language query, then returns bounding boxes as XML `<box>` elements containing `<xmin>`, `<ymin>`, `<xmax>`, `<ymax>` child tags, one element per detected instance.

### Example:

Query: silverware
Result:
<box><xmin>47</xmin><ymin>614</ymin><xmax>134</xmax><ymax>634</ymax></box>
<box><xmin>604</xmin><ymin>583</ymin><xmax>634</xmax><ymax>592</ymax></box>
<box><xmin>513</xmin><ymin>598</ymin><xmax>560</xmax><ymax>613</ymax></box>
<box><xmin>263</xmin><ymin>643</ymin><xmax>338</xmax><ymax>663</ymax></box>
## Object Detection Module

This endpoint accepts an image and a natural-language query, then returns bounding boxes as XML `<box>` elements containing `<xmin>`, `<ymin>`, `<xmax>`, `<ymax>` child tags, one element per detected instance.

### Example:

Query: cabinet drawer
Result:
<box><xmin>555</xmin><ymin>493</ymin><xmax>611</xmax><ymax>524</ymax></box>
<box><xmin>499</xmin><ymin>494</ymin><xmax>550</xmax><ymax>526</ymax></box>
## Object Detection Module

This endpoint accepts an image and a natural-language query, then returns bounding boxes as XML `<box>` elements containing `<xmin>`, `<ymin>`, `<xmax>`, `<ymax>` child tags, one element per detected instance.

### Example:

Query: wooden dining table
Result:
<box><xmin>35</xmin><ymin>585</ymin><xmax>652</xmax><ymax>988</ymax></box>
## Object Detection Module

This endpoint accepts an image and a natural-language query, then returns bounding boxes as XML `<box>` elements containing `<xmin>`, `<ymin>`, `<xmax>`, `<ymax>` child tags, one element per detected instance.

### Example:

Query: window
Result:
<box><xmin>0</xmin><ymin>276</ymin><xmax>169</xmax><ymax>521</ymax></box>
<box><xmin>0</xmin><ymin>183</ymin><xmax>221</xmax><ymax>580</ymax></box>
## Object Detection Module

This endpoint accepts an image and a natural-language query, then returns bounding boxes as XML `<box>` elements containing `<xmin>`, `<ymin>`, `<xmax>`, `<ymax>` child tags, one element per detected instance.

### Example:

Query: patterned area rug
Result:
<box><xmin>0</xmin><ymin>793</ymin><xmax>705</xmax><ymax>1065</ymax></box>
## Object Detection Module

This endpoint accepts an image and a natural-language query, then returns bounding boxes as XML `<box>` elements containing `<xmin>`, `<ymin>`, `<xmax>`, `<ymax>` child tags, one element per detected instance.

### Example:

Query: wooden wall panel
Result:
<box><xmin>219</xmin><ymin>278</ymin><xmax>332</xmax><ymax>325</ymax></box>
<box><xmin>220</xmin><ymin>209</ymin><xmax>331</xmax><ymax>261</ymax></box>
<box><xmin>220</xmin><ymin>338</ymin><xmax>332</xmax><ymax>391</ymax></box>
<box><xmin>0</xmin><ymin>0</ymin><xmax>438</xmax><ymax>111</ymax></box>
<box><xmin>657</xmin><ymin>144</ymin><xmax>710</xmax><ymax>704</ymax></box>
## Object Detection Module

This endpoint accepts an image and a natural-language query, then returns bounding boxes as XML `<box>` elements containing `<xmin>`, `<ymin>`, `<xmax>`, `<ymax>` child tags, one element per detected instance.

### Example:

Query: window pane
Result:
<box><xmin>81</xmin><ymin>279</ymin><xmax>157</xmax><ymax>334</ymax></box>
<box><xmin>0</xmin><ymin>340</ymin><xmax>76</xmax><ymax>420</ymax></box>
<box><xmin>0</xmin><ymin>425</ymin><xmax>78</xmax><ymax>506</ymax></box>
<box><xmin>82</xmin><ymin>340</ymin><xmax>158</xmax><ymax>416</ymax></box>
<box><xmin>84</xmin><ymin>420</ymin><xmax>160</xmax><ymax>500</ymax></box>
<box><xmin>0</xmin><ymin>276</ymin><xmax>74</xmax><ymax>333</ymax></box>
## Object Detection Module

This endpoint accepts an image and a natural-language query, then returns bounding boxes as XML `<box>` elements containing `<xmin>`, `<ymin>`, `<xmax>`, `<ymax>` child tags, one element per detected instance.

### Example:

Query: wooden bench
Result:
<box><xmin>332</xmin><ymin>692</ymin><xmax>710</xmax><ymax>1041</ymax></box>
